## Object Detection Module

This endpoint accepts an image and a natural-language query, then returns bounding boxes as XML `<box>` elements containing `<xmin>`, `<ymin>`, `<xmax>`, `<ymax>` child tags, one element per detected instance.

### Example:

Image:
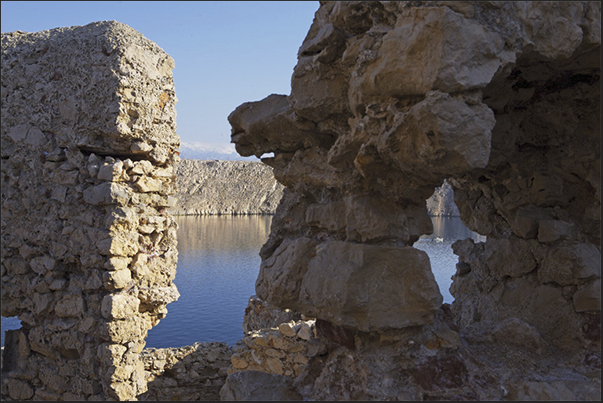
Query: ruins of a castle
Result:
<box><xmin>2</xmin><ymin>2</ymin><xmax>600</xmax><ymax>400</ymax></box>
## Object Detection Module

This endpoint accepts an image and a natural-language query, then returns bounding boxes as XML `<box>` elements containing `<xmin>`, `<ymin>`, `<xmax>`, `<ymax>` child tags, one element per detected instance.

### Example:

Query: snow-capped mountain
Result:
<box><xmin>178</xmin><ymin>142</ymin><xmax>258</xmax><ymax>161</ymax></box>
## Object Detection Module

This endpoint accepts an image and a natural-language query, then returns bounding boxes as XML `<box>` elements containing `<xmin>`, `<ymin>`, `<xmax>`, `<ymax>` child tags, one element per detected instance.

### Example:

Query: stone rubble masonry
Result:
<box><xmin>226</xmin><ymin>296</ymin><xmax>325</xmax><ymax>380</ymax></box>
<box><xmin>226</xmin><ymin>1</ymin><xmax>601</xmax><ymax>400</ymax></box>
<box><xmin>241</xmin><ymin>295</ymin><xmax>302</xmax><ymax>334</ymax></box>
<box><xmin>138</xmin><ymin>342</ymin><xmax>232</xmax><ymax>401</ymax></box>
<box><xmin>1</xmin><ymin>21</ymin><xmax>180</xmax><ymax>400</ymax></box>
<box><xmin>228</xmin><ymin>319</ymin><xmax>319</xmax><ymax>379</ymax></box>
<box><xmin>134</xmin><ymin>296</ymin><xmax>319</xmax><ymax>401</ymax></box>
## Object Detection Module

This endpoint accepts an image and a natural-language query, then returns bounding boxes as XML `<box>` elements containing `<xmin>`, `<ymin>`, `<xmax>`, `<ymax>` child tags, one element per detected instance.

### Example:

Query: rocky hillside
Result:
<box><xmin>169</xmin><ymin>159</ymin><xmax>284</xmax><ymax>216</ymax></box>
<box><xmin>170</xmin><ymin>159</ymin><xmax>458</xmax><ymax>216</ymax></box>
<box><xmin>425</xmin><ymin>179</ymin><xmax>459</xmax><ymax>217</ymax></box>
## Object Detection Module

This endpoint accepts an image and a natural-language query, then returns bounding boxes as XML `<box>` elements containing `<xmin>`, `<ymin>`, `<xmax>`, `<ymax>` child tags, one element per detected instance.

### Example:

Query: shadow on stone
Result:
<box><xmin>220</xmin><ymin>370</ymin><xmax>303</xmax><ymax>401</ymax></box>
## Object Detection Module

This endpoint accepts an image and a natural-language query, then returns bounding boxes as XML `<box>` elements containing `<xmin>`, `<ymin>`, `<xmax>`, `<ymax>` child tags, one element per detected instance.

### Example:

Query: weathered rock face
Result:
<box><xmin>169</xmin><ymin>159</ymin><xmax>284</xmax><ymax>216</ymax></box>
<box><xmin>1</xmin><ymin>22</ymin><xmax>179</xmax><ymax>400</ymax></box>
<box><xmin>228</xmin><ymin>1</ymin><xmax>600</xmax><ymax>400</ymax></box>
<box><xmin>426</xmin><ymin>179</ymin><xmax>459</xmax><ymax>216</ymax></box>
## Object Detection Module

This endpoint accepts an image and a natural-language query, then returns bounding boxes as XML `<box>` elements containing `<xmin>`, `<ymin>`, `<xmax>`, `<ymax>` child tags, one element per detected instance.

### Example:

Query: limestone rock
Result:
<box><xmin>169</xmin><ymin>159</ymin><xmax>284</xmax><ymax>216</ymax></box>
<box><xmin>228</xmin><ymin>1</ymin><xmax>600</xmax><ymax>400</ymax></box>
<box><xmin>101</xmin><ymin>294</ymin><xmax>140</xmax><ymax>320</ymax></box>
<box><xmin>298</xmin><ymin>241</ymin><xmax>443</xmax><ymax>331</ymax></box>
<box><xmin>170</xmin><ymin>160</ymin><xmax>455</xmax><ymax>217</ymax></box>
<box><xmin>425</xmin><ymin>179</ymin><xmax>460</xmax><ymax>217</ymax></box>
<box><xmin>256</xmin><ymin>237</ymin><xmax>318</xmax><ymax>308</ymax></box>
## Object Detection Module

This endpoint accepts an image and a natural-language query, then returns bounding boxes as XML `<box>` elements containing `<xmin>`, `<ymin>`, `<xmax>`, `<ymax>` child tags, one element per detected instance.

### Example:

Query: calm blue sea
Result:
<box><xmin>1</xmin><ymin>215</ymin><xmax>483</xmax><ymax>348</ymax></box>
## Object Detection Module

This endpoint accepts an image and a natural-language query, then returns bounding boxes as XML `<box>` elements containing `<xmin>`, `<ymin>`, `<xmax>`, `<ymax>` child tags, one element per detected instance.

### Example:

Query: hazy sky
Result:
<box><xmin>1</xmin><ymin>1</ymin><xmax>319</xmax><ymax>145</ymax></box>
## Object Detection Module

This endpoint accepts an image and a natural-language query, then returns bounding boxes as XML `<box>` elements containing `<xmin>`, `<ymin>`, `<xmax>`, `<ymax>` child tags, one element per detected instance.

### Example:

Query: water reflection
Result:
<box><xmin>426</xmin><ymin>216</ymin><xmax>485</xmax><ymax>242</ymax></box>
<box><xmin>176</xmin><ymin>215</ymin><xmax>272</xmax><ymax>254</ymax></box>
<box><xmin>145</xmin><ymin>215</ymin><xmax>272</xmax><ymax>348</ymax></box>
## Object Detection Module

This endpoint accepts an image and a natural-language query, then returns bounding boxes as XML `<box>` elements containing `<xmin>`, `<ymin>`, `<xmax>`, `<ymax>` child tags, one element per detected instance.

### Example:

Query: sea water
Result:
<box><xmin>413</xmin><ymin>216</ymin><xmax>486</xmax><ymax>303</ymax></box>
<box><xmin>145</xmin><ymin>215</ymin><xmax>271</xmax><ymax>348</ymax></box>
<box><xmin>1</xmin><ymin>215</ymin><xmax>484</xmax><ymax>348</ymax></box>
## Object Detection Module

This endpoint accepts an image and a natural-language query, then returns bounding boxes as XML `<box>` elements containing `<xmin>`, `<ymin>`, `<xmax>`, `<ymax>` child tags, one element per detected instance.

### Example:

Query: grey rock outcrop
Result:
<box><xmin>169</xmin><ymin>159</ymin><xmax>284</xmax><ymax>216</ymax></box>
<box><xmin>228</xmin><ymin>1</ymin><xmax>600</xmax><ymax>400</ymax></box>
<box><xmin>426</xmin><ymin>179</ymin><xmax>460</xmax><ymax>216</ymax></box>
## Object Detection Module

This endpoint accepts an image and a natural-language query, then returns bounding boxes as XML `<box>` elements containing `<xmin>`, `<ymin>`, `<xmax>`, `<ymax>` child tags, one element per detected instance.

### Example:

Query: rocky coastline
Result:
<box><xmin>170</xmin><ymin>159</ymin><xmax>459</xmax><ymax>217</ymax></box>
<box><xmin>168</xmin><ymin>159</ymin><xmax>284</xmax><ymax>216</ymax></box>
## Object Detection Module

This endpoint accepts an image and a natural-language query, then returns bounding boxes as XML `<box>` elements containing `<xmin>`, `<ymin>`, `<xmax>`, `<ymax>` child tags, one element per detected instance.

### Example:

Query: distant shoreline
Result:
<box><xmin>170</xmin><ymin>159</ymin><xmax>459</xmax><ymax>218</ymax></box>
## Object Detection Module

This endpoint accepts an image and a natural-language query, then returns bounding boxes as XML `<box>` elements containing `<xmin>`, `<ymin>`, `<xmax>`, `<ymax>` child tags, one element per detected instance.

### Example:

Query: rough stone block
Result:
<box><xmin>539</xmin><ymin>243</ymin><xmax>601</xmax><ymax>286</ymax></box>
<box><xmin>278</xmin><ymin>322</ymin><xmax>298</xmax><ymax>338</ymax></box>
<box><xmin>103</xmin><ymin>269</ymin><xmax>132</xmax><ymax>290</ymax></box>
<box><xmin>256</xmin><ymin>237</ymin><xmax>318</xmax><ymax>308</ymax></box>
<box><xmin>54</xmin><ymin>294</ymin><xmax>85</xmax><ymax>318</ymax></box>
<box><xmin>573</xmin><ymin>279</ymin><xmax>601</xmax><ymax>312</ymax></box>
<box><xmin>101</xmin><ymin>294</ymin><xmax>140</xmax><ymax>320</ymax></box>
<box><xmin>297</xmin><ymin>321</ymin><xmax>314</xmax><ymax>341</ymax></box>
<box><xmin>7</xmin><ymin>379</ymin><xmax>34</xmax><ymax>400</ymax></box>
<box><xmin>485</xmin><ymin>237</ymin><xmax>536</xmax><ymax>278</ymax></box>
<box><xmin>538</xmin><ymin>220</ymin><xmax>575</xmax><ymax>243</ymax></box>
<box><xmin>299</xmin><ymin>241</ymin><xmax>443</xmax><ymax>331</ymax></box>
<box><xmin>97</xmin><ymin>161</ymin><xmax>124</xmax><ymax>181</ymax></box>
<box><xmin>29</xmin><ymin>255</ymin><xmax>56</xmax><ymax>275</ymax></box>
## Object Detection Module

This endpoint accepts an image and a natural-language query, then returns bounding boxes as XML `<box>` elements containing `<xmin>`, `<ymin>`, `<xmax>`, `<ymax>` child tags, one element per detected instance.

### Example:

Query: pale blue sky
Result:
<box><xmin>1</xmin><ymin>1</ymin><xmax>319</xmax><ymax>145</ymax></box>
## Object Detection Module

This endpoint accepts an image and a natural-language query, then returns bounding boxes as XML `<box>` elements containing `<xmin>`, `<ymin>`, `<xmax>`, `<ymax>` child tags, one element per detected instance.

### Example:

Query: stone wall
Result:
<box><xmin>229</xmin><ymin>296</ymin><xmax>321</xmax><ymax>379</ymax></box>
<box><xmin>138</xmin><ymin>342</ymin><xmax>231</xmax><ymax>401</ymax></box>
<box><xmin>1</xmin><ymin>21</ymin><xmax>180</xmax><ymax>400</ymax></box>
<box><xmin>225</xmin><ymin>1</ymin><xmax>601</xmax><ymax>400</ymax></box>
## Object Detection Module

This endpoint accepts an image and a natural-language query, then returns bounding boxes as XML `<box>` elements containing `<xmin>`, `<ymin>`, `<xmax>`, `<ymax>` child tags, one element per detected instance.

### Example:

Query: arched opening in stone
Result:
<box><xmin>223</xmin><ymin>2</ymin><xmax>600</xmax><ymax>399</ymax></box>
<box><xmin>441</xmin><ymin>45</ymin><xmax>601</xmax><ymax>351</ymax></box>
<box><xmin>414</xmin><ymin>182</ymin><xmax>486</xmax><ymax>303</ymax></box>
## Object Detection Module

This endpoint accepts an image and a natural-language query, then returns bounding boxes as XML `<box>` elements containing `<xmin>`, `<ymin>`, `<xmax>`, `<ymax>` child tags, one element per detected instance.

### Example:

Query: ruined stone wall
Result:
<box><xmin>226</xmin><ymin>1</ymin><xmax>600</xmax><ymax>400</ymax></box>
<box><xmin>229</xmin><ymin>296</ymin><xmax>320</xmax><ymax>379</ymax></box>
<box><xmin>138</xmin><ymin>342</ymin><xmax>231</xmax><ymax>401</ymax></box>
<box><xmin>1</xmin><ymin>21</ymin><xmax>180</xmax><ymax>400</ymax></box>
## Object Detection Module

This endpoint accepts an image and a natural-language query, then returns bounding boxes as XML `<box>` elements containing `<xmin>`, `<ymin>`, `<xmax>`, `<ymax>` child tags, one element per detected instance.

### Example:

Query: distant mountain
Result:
<box><xmin>178</xmin><ymin>142</ymin><xmax>258</xmax><ymax>161</ymax></box>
